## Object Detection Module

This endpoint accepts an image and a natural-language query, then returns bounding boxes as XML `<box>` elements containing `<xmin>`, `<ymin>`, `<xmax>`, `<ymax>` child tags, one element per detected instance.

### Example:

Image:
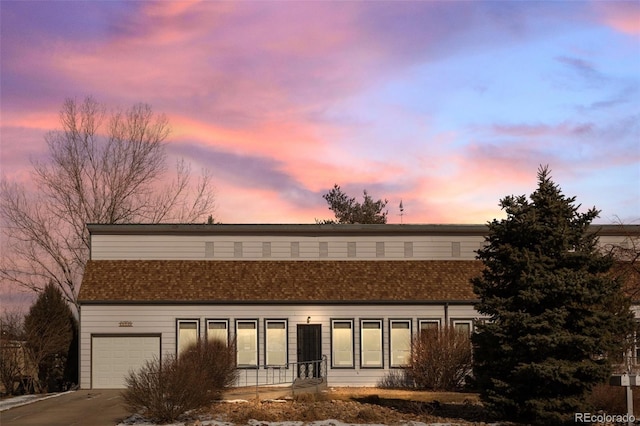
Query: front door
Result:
<box><xmin>297</xmin><ymin>324</ymin><xmax>322</xmax><ymax>378</ymax></box>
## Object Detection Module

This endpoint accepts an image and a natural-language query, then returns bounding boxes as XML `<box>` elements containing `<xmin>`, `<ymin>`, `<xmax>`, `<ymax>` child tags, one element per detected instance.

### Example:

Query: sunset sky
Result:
<box><xmin>1</xmin><ymin>0</ymin><xmax>639</xmax><ymax>225</ymax></box>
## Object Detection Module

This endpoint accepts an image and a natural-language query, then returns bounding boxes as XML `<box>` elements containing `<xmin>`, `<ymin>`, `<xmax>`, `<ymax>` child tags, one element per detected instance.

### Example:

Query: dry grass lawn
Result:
<box><xmin>209</xmin><ymin>387</ymin><xmax>490</xmax><ymax>425</ymax></box>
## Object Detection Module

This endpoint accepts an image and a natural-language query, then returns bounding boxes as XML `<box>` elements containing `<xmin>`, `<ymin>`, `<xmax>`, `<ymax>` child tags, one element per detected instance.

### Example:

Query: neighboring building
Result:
<box><xmin>77</xmin><ymin>223</ymin><xmax>638</xmax><ymax>389</ymax></box>
<box><xmin>0</xmin><ymin>337</ymin><xmax>35</xmax><ymax>395</ymax></box>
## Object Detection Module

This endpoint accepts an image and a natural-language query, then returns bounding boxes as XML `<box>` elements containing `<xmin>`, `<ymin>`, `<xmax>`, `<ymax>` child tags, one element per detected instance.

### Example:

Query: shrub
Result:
<box><xmin>123</xmin><ymin>339</ymin><xmax>237</xmax><ymax>423</ymax></box>
<box><xmin>180</xmin><ymin>339</ymin><xmax>238</xmax><ymax>399</ymax></box>
<box><xmin>586</xmin><ymin>384</ymin><xmax>626</xmax><ymax>414</ymax></box>
<box><xmin>377</xmin><ymin>368</ymin><xmax>414</xmax><ymax>389</ymax></box>
<box><xmin>406</xmin><ymin>327</ymin><xmax>472</xmax><ymax>391</ymax></box>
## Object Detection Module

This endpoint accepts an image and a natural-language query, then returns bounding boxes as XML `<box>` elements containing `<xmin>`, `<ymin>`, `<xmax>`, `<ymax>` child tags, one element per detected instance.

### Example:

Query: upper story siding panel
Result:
<box><xmin>90</xmin><ymin>234</ymin><xmax>486</xmax><ymax>260</ymax></box>
<box><xmin>88</xmin><ymin>224</ymin><xmax>639</xmax><ymax>262</ymax></box>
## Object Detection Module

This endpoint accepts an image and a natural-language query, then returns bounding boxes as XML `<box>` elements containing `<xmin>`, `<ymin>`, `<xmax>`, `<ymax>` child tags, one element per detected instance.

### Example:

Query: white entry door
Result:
<box><xmin>91</xmin><ymin>336</ymin><xmax>160</xmax><ymax>389</ymax></box>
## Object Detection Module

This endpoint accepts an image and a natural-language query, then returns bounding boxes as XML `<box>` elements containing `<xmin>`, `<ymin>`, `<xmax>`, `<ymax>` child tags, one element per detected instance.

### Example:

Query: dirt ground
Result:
<box><xmin>205</xmin><ymin>387</ymin><xmax>492</xmax><ymax>425</ymax></box>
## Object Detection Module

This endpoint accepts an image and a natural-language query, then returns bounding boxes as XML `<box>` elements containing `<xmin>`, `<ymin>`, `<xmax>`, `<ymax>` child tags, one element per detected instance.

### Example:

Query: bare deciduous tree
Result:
<box><xmin>606</xmin><ymin>222</ymin><xmax>640</xmax><ymax>300</ymax></box>
<box><xmin>1</xmin><ymin>97</ymin><xmax>216</xmax><ymax>307</ymax></box>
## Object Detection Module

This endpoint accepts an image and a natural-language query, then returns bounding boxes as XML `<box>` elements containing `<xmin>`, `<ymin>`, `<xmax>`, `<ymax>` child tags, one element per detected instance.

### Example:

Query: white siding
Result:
<box><xmin>599</xmin><ymin>235</ymin><xmax>636</xmax><ymax>253</ymax></box>
<box><xmin>80</xmin><ymin>303</ymin><xmax>483</xmax><ymax>389</ymax></box>
<box><xmin>91</xmin><ymin>235</ymin><xmax>486</xmax><ymax>261</ymax></box>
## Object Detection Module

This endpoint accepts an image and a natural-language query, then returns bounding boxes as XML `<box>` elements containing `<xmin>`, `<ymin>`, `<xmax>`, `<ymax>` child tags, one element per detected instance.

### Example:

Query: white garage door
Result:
<box><xmin>92</xmin><ymin>336</ymin><xmax>160</xmax><ymax>389</ymax></box>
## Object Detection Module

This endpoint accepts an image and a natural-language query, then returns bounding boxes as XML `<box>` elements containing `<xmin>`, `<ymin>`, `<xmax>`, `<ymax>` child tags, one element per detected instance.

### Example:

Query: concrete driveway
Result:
<box><xmin>0</xmin><ymin>390</ymin><xmax>130</xmax><ymax>426</ymax></box>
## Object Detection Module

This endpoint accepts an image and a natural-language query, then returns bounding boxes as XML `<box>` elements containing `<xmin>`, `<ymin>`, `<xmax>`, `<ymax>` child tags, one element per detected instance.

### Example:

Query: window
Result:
<box><xmin>265</xmin><ymin>320</ymin><xmax>287</xmax><ymax>366</ymax></box>
<box><xmin>177</xmin><ymin>319</ymin><xmax>199</xmax><ymax>355</ymax></box>
<box><xmin>361</xmin><ymin>320</ymin><xmax>383</xmax><ymax>368</ymax></box>
<box><xmin>452</xmin><ymin>320</ymin><xmax>473</xmax><ymax>335</ymax></box>
<box><xmin>390</xmin><ymin>320</ymin><xmax>411</xmax><ymax>367</ymax></box>
<box><xmin>236</xmin><ymin>320</ymin><xmax>258</xmax><ymax>367</ymax></box>
<box><xmin>419</xmin><ymin>319</ymin><xmax>440</xmax><ymax>336</ymax></box>
<box><xmin>207</xmin><ymin>320</ymin><xmax>228</xmax><ymax>344</ymax></box>
<box><xmin>331</xmin><ymin>320</ymin><xmax>353</xmax><ymax>368</ymax></box>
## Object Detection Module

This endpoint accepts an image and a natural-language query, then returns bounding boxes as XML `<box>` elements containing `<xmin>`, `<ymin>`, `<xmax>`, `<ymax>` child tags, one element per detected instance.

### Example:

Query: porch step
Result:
<box><xmin>293</xmin><ymin>377</ymin><xmax>325</xmax><ymax>388</ymax></box>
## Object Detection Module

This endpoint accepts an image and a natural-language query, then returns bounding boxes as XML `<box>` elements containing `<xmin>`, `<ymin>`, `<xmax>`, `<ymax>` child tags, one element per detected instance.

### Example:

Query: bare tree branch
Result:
<box><xmin>606</xmin><ymin>219</ymin><xmax>640</xmax><ymax>301</ymax></box>
<box><xmin>1</xmin><ymin>97</ymin><xmax>216</xmax><ymax>308</ymax></box>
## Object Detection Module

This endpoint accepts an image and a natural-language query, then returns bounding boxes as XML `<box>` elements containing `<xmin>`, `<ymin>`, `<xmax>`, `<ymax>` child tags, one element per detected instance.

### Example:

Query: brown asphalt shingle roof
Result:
<box><xmin>78</xmin><ymin>260</ymin><xmax>483</xmax><ymax>304</ymax></box>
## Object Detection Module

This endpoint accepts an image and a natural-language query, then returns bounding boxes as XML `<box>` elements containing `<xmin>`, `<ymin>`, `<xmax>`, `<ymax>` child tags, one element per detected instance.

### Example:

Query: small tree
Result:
<box><xmin>407</xmin><ymin>327</ymin><xmax>472</xmax><ymax>391</ymax></box>
<box><xmin>123</xmin><ymin>339</ymin><xmax>237</xmax><ymax>423</ymax></box>
<box><xmin>472</xmin><ymin>166</ymin><xmax>635</xmax><ymax>424</ymax></box>
<box><xmin>320</xmin><ymin>184</ymin><xmax>388</xmax><ymax>224</ymax></box>
<box><xmin>23</xmin><ymin>282</ymin><xmax>76</xmax><ymax>393</ymax></box>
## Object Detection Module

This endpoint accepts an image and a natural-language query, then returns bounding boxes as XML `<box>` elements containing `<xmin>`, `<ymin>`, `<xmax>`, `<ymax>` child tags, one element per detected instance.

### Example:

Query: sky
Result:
<box><xmin>1</xmin><ymin>0</ymin><xmax>639</xmax><ymax>226</ymax></box>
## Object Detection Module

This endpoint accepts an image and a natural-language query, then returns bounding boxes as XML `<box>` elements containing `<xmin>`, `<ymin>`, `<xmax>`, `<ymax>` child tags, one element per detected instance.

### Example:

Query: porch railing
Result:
<box><xmin>237</xmin><ymin>355</ymin><xmax>327</xmax><ymax>391</ymax></box>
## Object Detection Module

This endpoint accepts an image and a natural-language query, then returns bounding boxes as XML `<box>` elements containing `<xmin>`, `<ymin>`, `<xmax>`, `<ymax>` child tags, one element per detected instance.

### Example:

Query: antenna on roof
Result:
<box><xmin>399</xmin><ymin>200</ymin><xmax>404</xmax><ymax>224</ymax></box>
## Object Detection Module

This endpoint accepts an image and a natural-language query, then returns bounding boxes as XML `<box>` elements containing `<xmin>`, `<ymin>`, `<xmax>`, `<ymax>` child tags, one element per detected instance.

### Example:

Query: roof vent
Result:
<box><xmin>205</xmin><ymin>242</ymin><xmax>214</xmax><ymax>258</ymax></box>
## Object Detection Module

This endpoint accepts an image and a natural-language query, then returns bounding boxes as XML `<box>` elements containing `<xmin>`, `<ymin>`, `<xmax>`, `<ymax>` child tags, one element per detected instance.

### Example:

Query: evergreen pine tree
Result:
<box><xmin>321</xmin><ymin>184</ymin><xmax>388</xmax><ymax>224</ymax></box>
<box><xmin>24</xmin><ymin>282</ymin><xmax>76</xmax><ymax>392</ymax></box>
<box><xmin>472</xmin><ymin>166</ymin><xmax>634</xmax><ymax>425</ymax></box>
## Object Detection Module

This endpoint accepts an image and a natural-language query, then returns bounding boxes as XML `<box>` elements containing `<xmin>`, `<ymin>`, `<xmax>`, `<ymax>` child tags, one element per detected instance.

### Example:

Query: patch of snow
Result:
<box><xmin>247</xmin><ymin>421</ymin><xmax>304</xmax><ymax>426</ymax></box>
<box><xmin>0</xmin><ymin>391</ymin><xmax>74</xmax><ymax>412</ymax></box>
<box><xmin>217</xmin><ymin>399</ymin><xmax>249</xmax><ymax>404</ymax></box>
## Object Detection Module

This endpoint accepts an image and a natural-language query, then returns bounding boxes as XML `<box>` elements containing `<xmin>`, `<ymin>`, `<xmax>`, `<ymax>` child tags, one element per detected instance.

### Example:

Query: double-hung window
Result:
<box><xmin>207</xmin><ymin>320</ymin><xmax>228</xmax><ymax>344</ymax></box>
<box><xmin>452</xmin><ymin>319</ymin><xmax>473</xmax><ymax>335</ymax></box>
<box><xmin>361</xmin><ymin>320</ymin><xmax>383</xmax><ymax>368</ymax></box>
<box><xmin>177</xmin><ymin>319</ymin><xmax>199</xmax><ymax>356</ymax></box>
<box><xmin>331</xmin><ymin>319</ymin><xmax>354</xmax><ymax>368</ymax></box>
<box><xmin>419</xmin><ymin>319</ymin><xmax>440</xmax><ymax>336</ymax></box>
<box><xmin>236</xmin><ymin>320</ymin><xmax>258</xmax><ymax>367</ymax></box>
<box><xmin>265</xmin><ymin>320</ymin><xmax>287</xmax><ymax>366</ymax></box>
<box><xmin>389</xmin><ymin>320</ymin><xmax>411</xmax><ymax>367</ymax></box>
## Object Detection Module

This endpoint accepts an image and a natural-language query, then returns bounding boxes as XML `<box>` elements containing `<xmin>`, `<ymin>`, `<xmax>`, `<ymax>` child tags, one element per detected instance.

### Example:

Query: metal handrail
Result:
<box><xmin>238</xmin><ymin>355</ymin><xmax>328</xmax><ymax>389</ymax></box>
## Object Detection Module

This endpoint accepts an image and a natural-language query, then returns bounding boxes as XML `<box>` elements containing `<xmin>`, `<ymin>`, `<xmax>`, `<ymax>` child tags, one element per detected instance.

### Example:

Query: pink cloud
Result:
<box><xmin>2</xmin><ymin>1</ymin><xmax>637</xmax><ymax>226</ymax></box>
<box><xmin>593</xmin><ymin>1</ymin><xmax>640</xmax><ymax>35</ymax></box>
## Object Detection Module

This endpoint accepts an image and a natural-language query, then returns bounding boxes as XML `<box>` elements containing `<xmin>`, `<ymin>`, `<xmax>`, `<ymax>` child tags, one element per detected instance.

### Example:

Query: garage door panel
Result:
<box><xmin>92</xmin><ymin>336</ymin><xmax>159</xmax><ymax>389</ymax></box>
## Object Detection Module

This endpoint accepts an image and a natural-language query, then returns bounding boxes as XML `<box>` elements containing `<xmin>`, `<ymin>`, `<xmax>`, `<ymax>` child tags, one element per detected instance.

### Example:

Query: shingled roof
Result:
<box><xmin>78</xmin><ymin>260</ymin><xmax>483</xmax><ymax>304</ymax></box>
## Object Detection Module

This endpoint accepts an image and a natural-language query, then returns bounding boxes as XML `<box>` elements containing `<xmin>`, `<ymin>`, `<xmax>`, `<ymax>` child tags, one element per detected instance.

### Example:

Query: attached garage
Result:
<box><xmin>91</xmin><ymin>335</ymin><xmax>160</xmax><ymax>389</ymax></box>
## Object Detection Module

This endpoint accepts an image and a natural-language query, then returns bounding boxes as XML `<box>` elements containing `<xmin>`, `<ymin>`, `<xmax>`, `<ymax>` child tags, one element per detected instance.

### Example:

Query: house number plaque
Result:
<box><xmin>119</xmin><ymin>321</ymin><xmax>133</xmax><ymax>327</ymax></box>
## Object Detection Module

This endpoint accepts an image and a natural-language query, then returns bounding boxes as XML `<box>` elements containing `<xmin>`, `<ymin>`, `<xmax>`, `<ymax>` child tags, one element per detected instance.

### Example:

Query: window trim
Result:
<box><xmin>389</xmin><ymin>319</ymin><xmax>412</xmax><ymax>368</ymax></box>
<box><xmin>235</xmin><ymin>319</ymin><xmax>259</xmax><ymax>368</ymax></box>
<box><xmin>418</xmin><ymin>318</ymin><xmax>441</xmax><ymax>334</ymax></box>
<box><xmin>264</xmin><ymin>319</ymin><xmax>288</xmax><ymax>368</ymax></box>
<box><xmin>206</xmin><ymin>319</ymin><xmax>229</xmax><ymax>345</ymax></box>
<box><xmin>330</xmin><ymin>319</ymin><xmax>354</xmax><ymax>369</ymax></box>
<box><xmin>451</xmin><ymin>319</ymin><xmax>474</xmax><ymax>335</ymax></box>
<box><xmin>176</xmin><ymin>319</ymin><xmax>200</xmax><ymax>356</ymax></box>
<box><xmin>360</xmin><ymin>319</ymin><xmax>383</xmax><ymax>369</ymax></box>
